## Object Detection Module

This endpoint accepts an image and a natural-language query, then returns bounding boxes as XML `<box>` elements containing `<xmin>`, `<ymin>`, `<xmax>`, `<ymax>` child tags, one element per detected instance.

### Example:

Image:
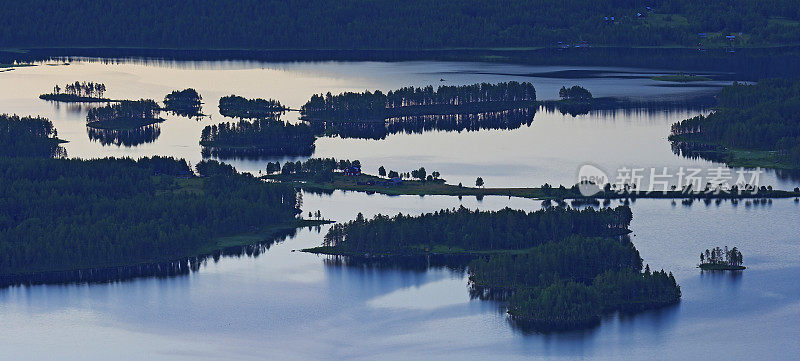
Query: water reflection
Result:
<box><xmin>87</xmin><ymin>124</ymin><xmax>162</xmax><ymax>147</ymax></box>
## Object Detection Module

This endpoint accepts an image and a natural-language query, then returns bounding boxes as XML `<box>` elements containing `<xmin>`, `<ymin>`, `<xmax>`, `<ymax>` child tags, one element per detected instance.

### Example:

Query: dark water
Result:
<box><xmin>1</xmin><ymin>192</ymin><xmax>798</xmax><ymax>360</ymax></box>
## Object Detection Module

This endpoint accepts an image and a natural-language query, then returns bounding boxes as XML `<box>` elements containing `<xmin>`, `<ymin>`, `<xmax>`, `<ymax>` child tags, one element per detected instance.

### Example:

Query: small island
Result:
<box><xmin>200</xmin><ymin>116</ymin><xmax>315</xmax><ymax>157</ymax></box>
<box><xmin>163</xmin><ymin>88</ymin><xmax>203</xmax><ymax>117</ymax></box>
<box><xmin>86</xmin><ymin>99</ymin><xmax>164</xmax><ymax>129</ymax></box>
<box><xmin>39</xmin><ymin>81</ymin><xmax>113</xmax><ymax>102</ymax></box>
<box><xmin>301</xmin><ymin>81</ymin><xmax>537</xmax><ymax>121</ymax></box>
<box><xmin>699</xmin><ymin>246</ymin><xmax>745</xmax><ymax>270</ymax></box>
<box><xmin>219</xmin><ymin>95</ymin><xmax>286</xmax><ymax>118</ymax></box>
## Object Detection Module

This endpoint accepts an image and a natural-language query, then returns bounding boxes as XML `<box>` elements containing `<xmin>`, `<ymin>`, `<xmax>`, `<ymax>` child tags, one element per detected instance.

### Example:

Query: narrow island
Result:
<box><xmin>200</xmin><ymin>116</ymin><xmax>315</xmax><ymax>158</ymax></box>
<box><xmin>86</xmin><ymin>99</ymin><xmax>164</xmax><ymax>129</ymax></box>
<box><xmin>670</xmin><ymin>78</ymin><xmax>800</xmax><ymax>170</ymax></box>
<box><xmin>306</xmin><ymin>205</ymin><xmax>681</xmax><ymax>331</ymax></box>
<box><xmin>39</xmin><ymin>81</ymin><xmax>113</xmax><ymax>102</ymax></box>
<box><xmin>652</xmin><ymin>73</ymin><xmax>712</xmax><ymax>82</ymax></box>
<box><xmin>263</xmin><ymin>158</ymin><xmax>800</xmax><ymax>200</ymax></box>
<box><xmin>301</xmin><ymin>81</ymin><xmax>538</xmax><ymax>121</ymax></box>
<box><xmin>219</xmin><ymin>95</ymin><xmax>287</xmax><ymax>118</ymax></box>
<box><xmin>699</xmin><ymin>246</ymin><xmax>745</xmax><ymax>270</ymax></box>
<box><xmin>0</xmin><ymin>114</ymin><xmax>329</xmax><ymax>286</ymax></box>
<box><xmin>163</xmin><ymin>88</ymin><xmax>203</xmax><ymax>117</ymax></box>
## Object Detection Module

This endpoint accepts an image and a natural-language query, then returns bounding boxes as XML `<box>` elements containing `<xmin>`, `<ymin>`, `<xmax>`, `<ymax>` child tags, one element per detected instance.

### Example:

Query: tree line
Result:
<box><xmin>0</xmin><ymin>155</ymin><xmax>300</xmax><ymax>276</ymax></box>
<box><xmin>700</xmin><ymin>246</ymin><xmax>743</xmax><ymax>267</ymax></box>
<box><xmin>86</xmin><ymin>99</ymin><xmax>163</xmax><ymax>128</ymax></box>
<box><xmin>322</xmin><ymin>205</ymin><xmax>633</xmax><ymax>253</ymax></box>
<box><xmin>1</xmin><ymin>0</ymin><xmax>798</xmax><ymax>49</ymax></box>
<box><xmin>301</xmin><ymin>82</ymin><xmax>536</xmax><ymax>119</ymax></box>
<box><xmin>219</xmin><ymin>95</ymin><xmax>285</xmax><ymax>118</ymax></box>
<box><xmin>669</xmin><ymin>78</ymin><xmax>800</xmax><ymax>167</ymax></box>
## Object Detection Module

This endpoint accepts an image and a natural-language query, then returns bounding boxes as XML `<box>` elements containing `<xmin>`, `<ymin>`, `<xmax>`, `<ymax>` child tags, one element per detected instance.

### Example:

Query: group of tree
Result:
<box><xmin>86</xmin><ymin>99</ymin><xmax>163</xmax><ymax>129</ymax></box>
<box><xmin>322</xmin><ymin>205</ymin><xmax>633</xmax><ymax>253</ymax></box>
<box><xmin>39</xmin><ymin>81</ymin><xmax>108</xmax><ymax>102</ymax></box>
<box><xmin>302</xmin><ymin>82</ymin><xmax>536</xmax><ymax>120</ymax></box>
<box><xmin>163</xmin><ymin>88</ymin><xmax>202</xmax><ymax>116</ymax></box>
<box><xmin>700</xmin><ymin>246</ymin><xmax>743</xmax><ymax>267</ymax></box>
<box><xmin>266</xmin><ymin>158</ymin><xmax>361</xmax><ymax>182</ymax></box>
<box><xmin>558</xmin><ymin>85</ymin><xmax>593</xmax><ymax>101</ymax></box>
<box><xmin>316</xmin><ymin>204</ymin><xmax>678</xmax><ymax>331</ymax></box>
<box><xmin>2</xmin><ymin>1</ymin><xmax>798</xmax><ymax>48</ymax></box>
<box><xmin>0</xmin><ymin>156</ymin><xmax>300</xmax><ymax>276</ymax></box>
<box><xmin>219</xmin><ymin>95</ymin><xmax>285</xmax><ymax>118</ymax></box>
<box><xmin>199</xmin><ymin>116</ymin><xmax>315</xmax><ymax>157</ymax></box>
<box><xmin>0</xmin><ymin>116</ymin><xmax>302</xmax><ymax>276</ymax></box>
<box><xmin>669</xmin><ymin>78</ymin><xmax>800</xmax><ymax>167</ymax></box>
<box><xmin>0</xmin><ymin>114</ymin><xmax>65</xmax><ymax>158</ymax></box>
<box><xmin>471</xmin><ymin>236</ymin><xmax>680</xmax><ymax>330</ymax></box>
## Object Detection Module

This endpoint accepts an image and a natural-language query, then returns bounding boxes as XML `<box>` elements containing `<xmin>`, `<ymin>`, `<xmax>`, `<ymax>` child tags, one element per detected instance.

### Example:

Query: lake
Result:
<box><xmin>1</xmin><ymin>58</ymin><xmax>799</xmax><ymax>360</ymax></box>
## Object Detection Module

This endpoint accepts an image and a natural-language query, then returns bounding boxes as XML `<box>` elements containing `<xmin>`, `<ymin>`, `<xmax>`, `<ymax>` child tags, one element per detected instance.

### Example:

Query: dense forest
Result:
<box><xmin>314</xmin><ymin>205</ymin><xmax>679</xmax><ymax>331</ymax></box>
<box><xmin>0</xmin><ymin>114</ymin><xmax>66</xmax><ymax>158</ymax></box>
<box><xmin>1</xmin><ymin>0</ymin><xmax>798</xmax><ymax>48</ymax></box>
<box><xmin>321</xmin><ymin>205</ymin><xmax>632</xmax><ymax>253</ymax></box>
<box><xmin>0</xmin><ymin>157</ymin><xmax>300</xmax><ymax>276</ymax></box>
<box><xmin>0</xmin><ymin>114</ymin><xmax>302</xmax><ymax>278</ymax></box>
<box><xmin>163</xmin><ymin>88</ymin><xmax>203</xmax><ymax>117</ymax></box>
<box><xmin>670</xmin><ymin>78</ymin><xmax>800</xmax><ymax>168</ymax></box>
<box><xmin>219</xmin><ymin>95</ymin><xmax>285</xmax><ymax>118</ymax></box>
<box><xmin>200</xmin><ymin>117</ymin><xmax>315</xmax><ymax>157</ymax></box>
<box><xmin>86</xmin><ymin>100</ymin><xmax>164</xmax><ymax>129</ymax></box>
<box><xmin>302</xmin><ymin>82</ymin><xmax>536</xmax><ymax>120</ymax></box>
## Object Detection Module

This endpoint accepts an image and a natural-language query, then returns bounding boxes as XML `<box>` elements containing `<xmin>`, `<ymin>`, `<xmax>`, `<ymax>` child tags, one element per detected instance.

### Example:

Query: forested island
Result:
<box><xmin>670</xmin><ymin>78</ymin><xmax>800</xmax><ymax>169</ymax></box>
<box><xmin>3</xmin><ymin>0</ymin><xmax>798</xmax><ymax>49</ymax></box>
<box><xmin>200</xmin><ymin>117</ymin><xmax>315</xmax><ymax>158</ymax></box>
<box><xmin>163</xmin><ymin>88</ymin><xmax>203</xmax><ymax>117</ymax></box>
<box><xmin>219</xmin><ymin>95</ymin><xmax>286</xmax><ymax>118</ymax></box>
<box><xmin>301</xmin><ymin>82</ymin><xmax>537</xmax><ymax>121</ymax></box>
<box><xmin>39</xmin><ymin>81</ymin><xmax>111</xmax><ymax>102</ymax></box>
<box><xmin>0</xmin><ymin>114</ymin><xmax>323</xmax><ymax>286</ymax></box>
<box><xmin>699</xmin><ymin>246</ymin><xmax>745</xmax><ymax>270</ymax></box>
<box><xmin>86</xmin><ymin>100</ymin><xmax>164</xmax><ymax>129</ymax></box>
<box><xmin>307</xmin><ymin>205</ymin><xmax>680</xmax><ymax>331</ymax></box>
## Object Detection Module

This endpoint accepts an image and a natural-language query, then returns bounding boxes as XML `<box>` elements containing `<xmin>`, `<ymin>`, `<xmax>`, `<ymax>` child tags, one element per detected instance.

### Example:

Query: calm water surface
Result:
<box><xmin>2</xmin><ymin>59</ymin><xmax>796</xmax><ymax>188</ymax></box>
<box><xmin>1</xmin><ymin>59</ymin><xmax>799</xmax><ymax>360</ymax></box>
<box><xmin>1</xmin><ymin>192</ymin><xmax>798</xmax><ymax>360</ymax></box>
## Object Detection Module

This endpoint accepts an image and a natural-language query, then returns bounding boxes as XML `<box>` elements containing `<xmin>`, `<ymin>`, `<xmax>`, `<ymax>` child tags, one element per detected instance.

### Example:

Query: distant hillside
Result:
<box><xmin>1</xmin><ymin>0</ymin><xmax>798</xmax><ymax>49</ymax></box>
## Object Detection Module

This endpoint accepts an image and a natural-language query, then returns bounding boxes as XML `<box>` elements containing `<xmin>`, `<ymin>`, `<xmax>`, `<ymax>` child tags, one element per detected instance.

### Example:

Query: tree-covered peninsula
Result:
<box><xmin>39</xmin><ymin>81</ymin><xmax>111</xmax><ymax>102</ymax></box>
<box><xmin>219</xmin><ymin>95</ymin><xmax>286</xmax><ymax>118</ymax></box>
<box><xmin>301</xmin><ymin>82</ymin><xmax>537</xmax><ymax>121</ymax></box>
<box><xmin>0</xmin><ymin>114</ymin><xmax>66</xmax><ymax>158</ymax></box>
<box><xmin>307</xmin><ymin>205</ymin><xmax>680</xmax><ymax>331</ymax></box>
<box><xmin>0</xmin><ymin>114</ymin><xmax>320</xmax><ymax>285</ymax></box>
<box><xmin>670</xmin><ymin>78</ymin><xmax>800</xmax><ymax>169</ymax></box>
